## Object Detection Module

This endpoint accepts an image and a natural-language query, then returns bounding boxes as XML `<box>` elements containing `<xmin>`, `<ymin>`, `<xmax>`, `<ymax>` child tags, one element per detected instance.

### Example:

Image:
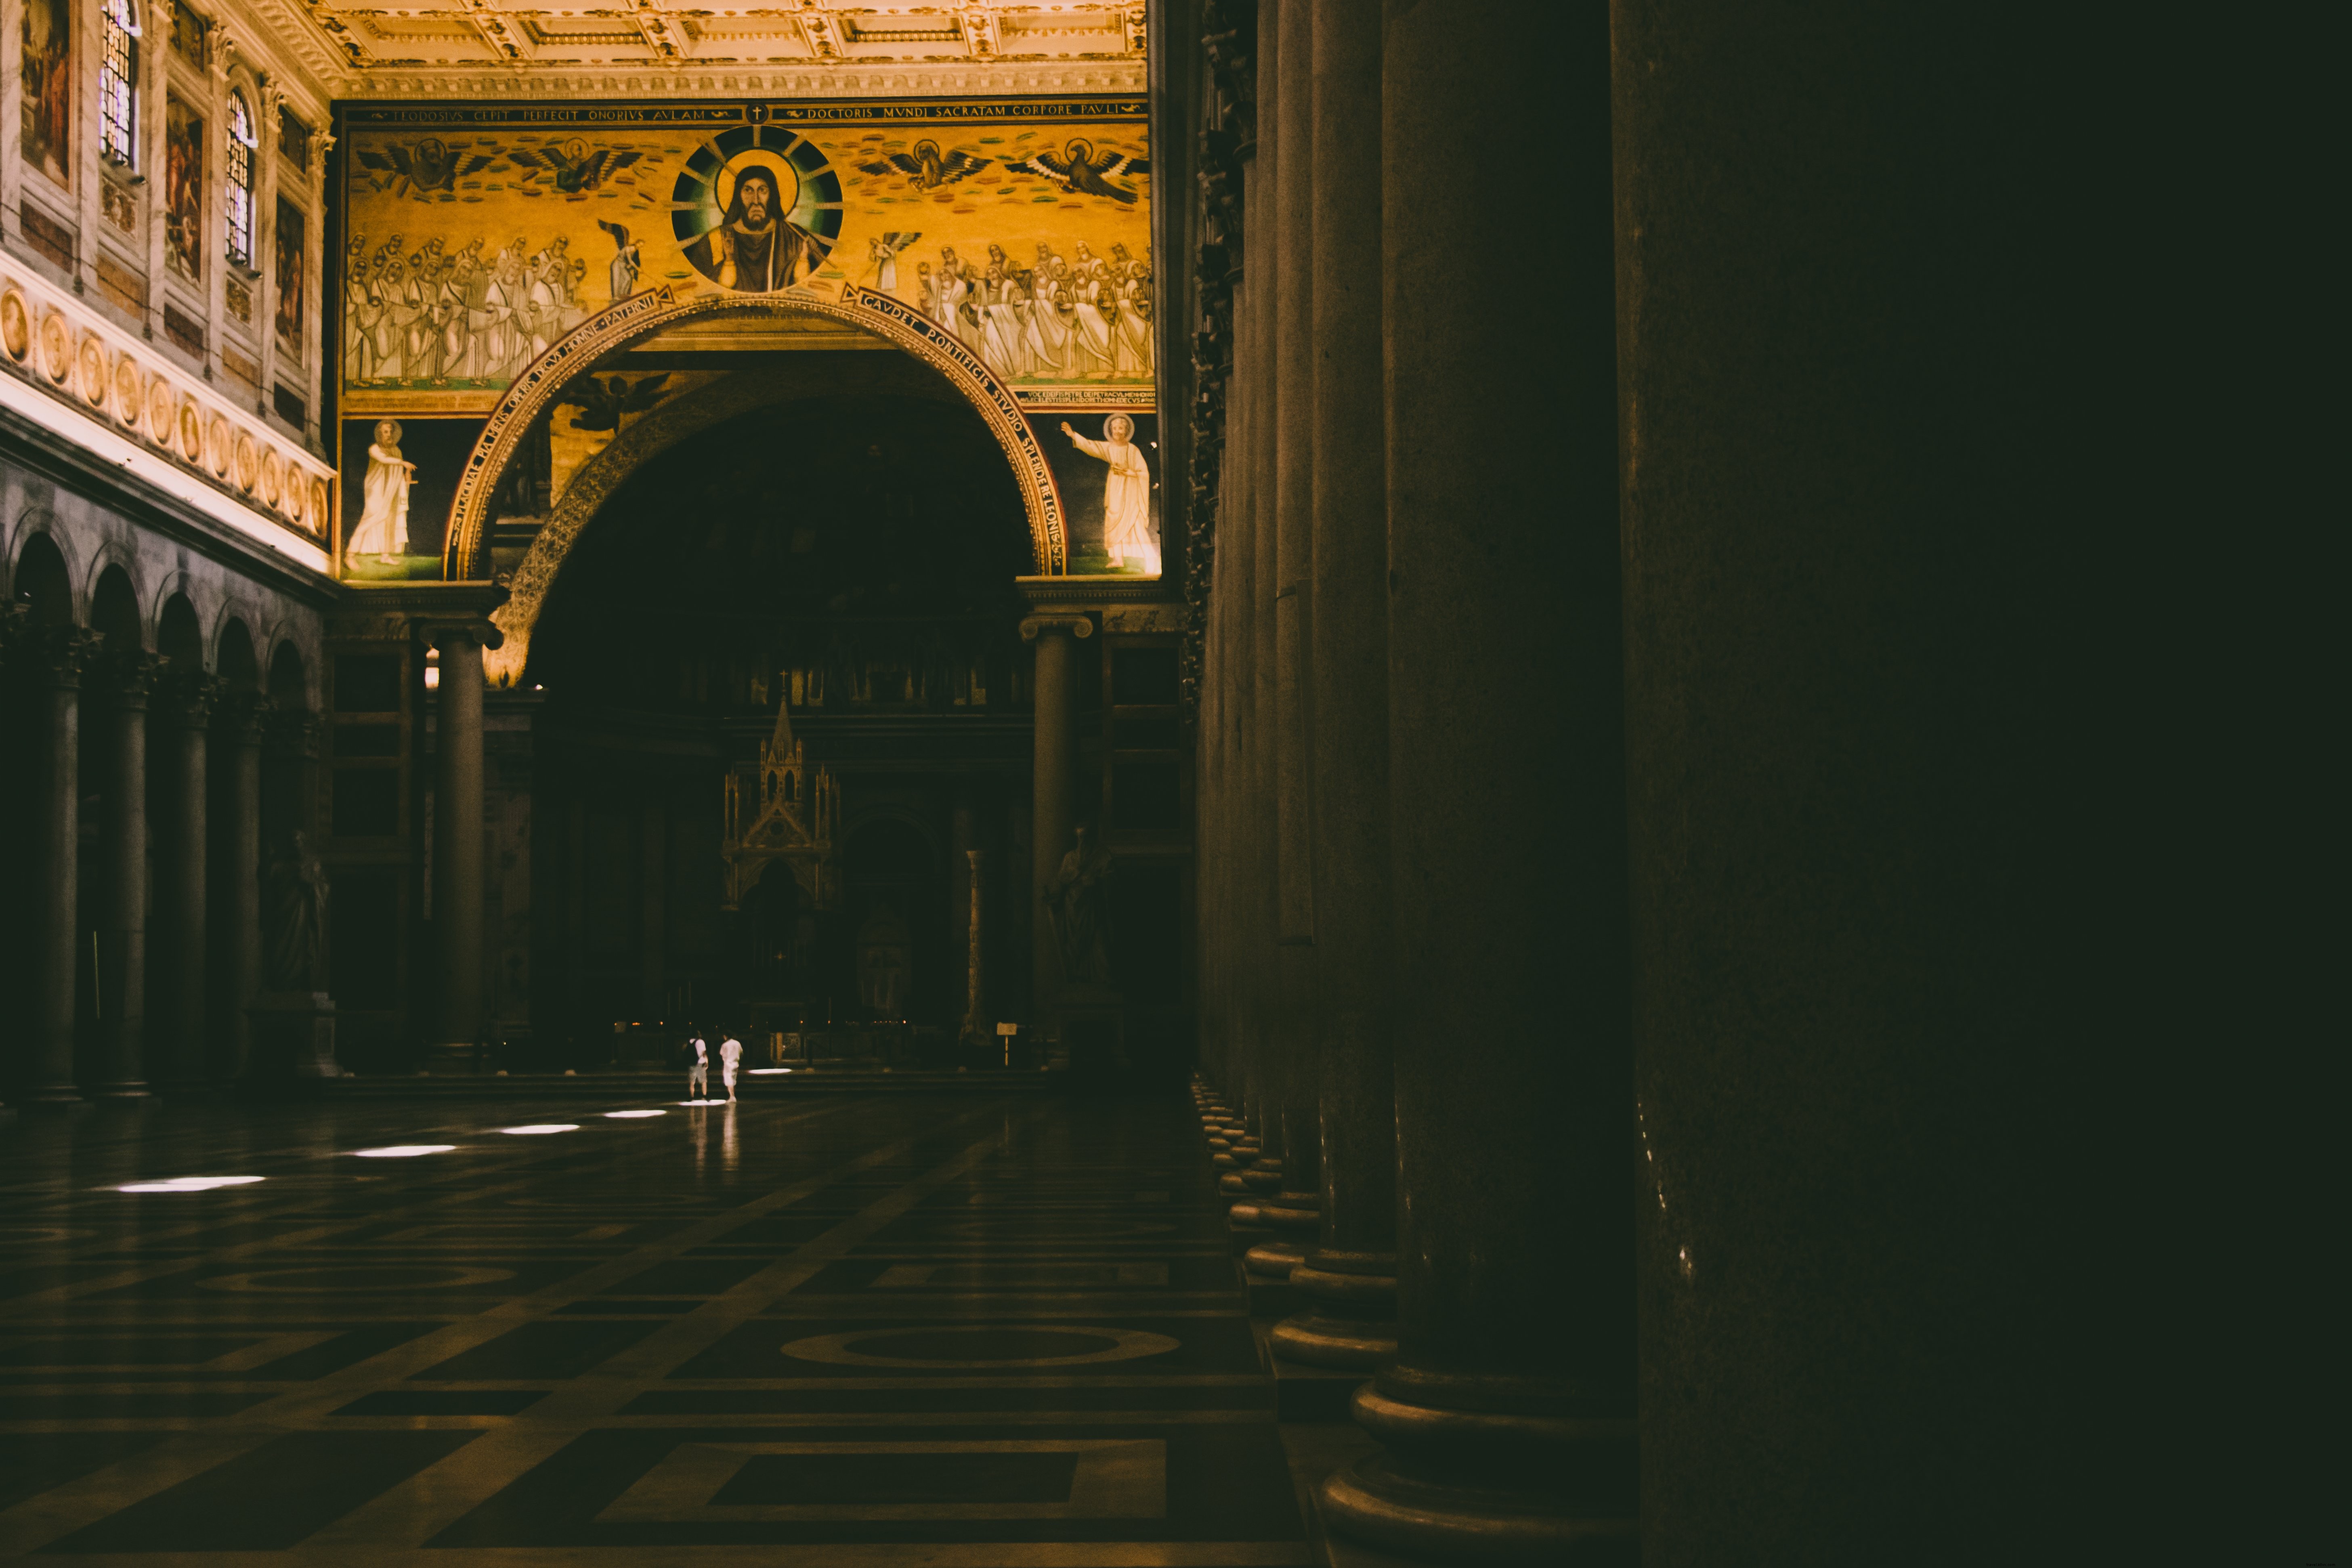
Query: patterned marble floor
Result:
<box><xmin>0</xmin><ymin>1092</ymin><xmax>1308</xmax><ymax>1565</ymax></box>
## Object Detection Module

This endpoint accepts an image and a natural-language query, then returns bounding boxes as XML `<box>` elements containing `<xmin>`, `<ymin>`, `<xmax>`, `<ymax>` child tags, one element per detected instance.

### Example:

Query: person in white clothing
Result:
<box><xmin>687</xmin><ymin>1031</ymin><xmax>709</xmax><ymax>1098</ymax></box>
<box><xmin>719</xmin><ymin>1033</ymin><xmax>744</xmax><ymax>1102</ymax></box>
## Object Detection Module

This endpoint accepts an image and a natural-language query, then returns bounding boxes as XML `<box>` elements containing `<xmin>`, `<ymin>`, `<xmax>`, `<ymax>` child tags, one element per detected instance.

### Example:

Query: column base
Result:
<box><xmin>92</xmin><ymin>1082</ymin><xmax>153</xmax><ymax>1101</ymax></box>
<box><xmin>1243</xmin><ymin>1237</ymin><xmax>1305</xmax><ymax>1279</ymax></box>
<box><xmin>1270</xmin><ymin>1306</ymin><xmax>1396</xmax><ymax>1368</ymax></box>
<box><xmin>1320</xmin><ymin>1451</ymin><xmax>1637</xmax><ymax>1565</ymax></box>
<box><xmin>17</xmin><ymin>1085</ymin><xmax>90</xmax><ymax>1110</ymax></box>
<box><xmin>1319</xmin><ymin>1377</ymin><xmax>1637</xmax><ymax>1564</ymax></box>
<box><xmin>1272</xmin><ymin>1250</ymin><xmax>1398</xmax><ymax>1369</ymax></box>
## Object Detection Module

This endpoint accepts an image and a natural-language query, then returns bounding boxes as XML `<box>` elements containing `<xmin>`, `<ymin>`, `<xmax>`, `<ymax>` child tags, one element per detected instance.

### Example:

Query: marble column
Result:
<box><xmin>1251</xmin><ymin>0</ymin><xmax>1323</xmax><ymax>1282</ymax></box>
<box><xmin>153</xmin><ymin>672</ymin><xmax>221</xmax><ymax>1088</ymax></box>
<box><xmin>94</xmin><ymin>652</ymin><xmax>163</xmax><ymax>1100</ymax></box>
<box><xmin>1274</xmin><ymin>0</ymin><xmax>1395</xmax><ymax>1369</ymax></box>
<box><xmin>1204</xmin><ymin>123</ymin><xmax>1261</xmax><ymax>1128</ymax></box>
<box><xmin>963</xmin><ymin>848</ymin><xmax>988</xmax><ymax>1045</ymax></box>
<box><xmin>950</xmin><ymin>796</ymin><xmax>976</xmax><ymax>1037</ymax></box>
<box><xmin>1319</xmin><ymin>0</ymin><xmax>1633</xmax><ymax>1558</ymax></box>
<box><xmin>1613</xmin><ymin>5</ymin><xmax>2046</xmax><ymax>1559</ymax></box>
<box><xmin>430</xmin><ymin>628</ymin><xmax>487</xmax><ymax>1055</ymax></box>
<box><xmin>1234</xmin><ymin>0</ymin><xmax>1285</xmax><ymax>1217</ymax></box>
<box><xmin>217</xmin><ymin>693</ymin><xmax>269</xmax><ymax>1079</ymax></box>
<box><xmin>1020</xmin><ymin>614</ymin><xmax>1089</xmax><ymax>1021</ymax></box>
<box><xmin>1208</xmin><ymin>124</ymin><xmax>1260</xmax><ymax>1153</ymax></box>
<box><xmin>26</xmin><ymin>629</ymin><xmax>102</xmax><ymax>1104</ymax></box>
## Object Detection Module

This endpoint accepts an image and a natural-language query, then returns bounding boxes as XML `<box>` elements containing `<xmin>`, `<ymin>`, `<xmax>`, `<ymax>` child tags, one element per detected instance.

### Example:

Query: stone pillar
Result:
<box><xmin>1613</xmin><ymin>6</ymin><xmax>2046</xmax><ymax>1560</ymax></box>
<box><xmin>1238</xmin><ymin>0</ymin><xmax>1284</xmax><ymax>1195</ymax></box>
<box><xmin>218</xmin><ymin>693</ymin><xmax>269</xmax><ymax>1079</ymax></box>
<box><xmin>25</xmin><ymin>629</ymin><xmax>102</xmax><ymax>1104</ymax></box>
<box><xmin>1274</xmin><ymin>0</ymin><xmax>1395</xmax><ymax>1370</ymax></box>
<box><xmin>950</xmin><ymin>795</ymin><xmax>975</xmax><ymax>1032</ymax></box>
<box><xmin>1250</xmin><ymin>0</ymin><xmax>1322</xmax><ymax>1282</ymax></box>
<box><xmin>962</xmin><ymin>848</ymin><xmax>988</xmax><ymax>1045</ymax></box>
<box><xmin>153</xmin><ymin>672</ymin><xmax>221</xmax><ymax>1089</ymax></box>
<box><xmin>1319</xmin><ymin>0</ymin><xmax>1633</xmax><ymax>1557</ymax></box>
<box><xmin>94</xmin><ymin>652</ymin><xmax>162</xmax><ymax>1100</ymax></box>
<box><xmin>430</xmin><ymin>627</ymin><xmax>488</xmax><ymax>1057</ymax></box>
<box><xmin>1208</xmin><ymin>121</ymin><xmax>1261</xmax><ymax>1151</ymax></box>
<box><xmin>1020</xmin><ymin>614</ymin><xmax>1089</xmax><ymax>1021</ymax></box>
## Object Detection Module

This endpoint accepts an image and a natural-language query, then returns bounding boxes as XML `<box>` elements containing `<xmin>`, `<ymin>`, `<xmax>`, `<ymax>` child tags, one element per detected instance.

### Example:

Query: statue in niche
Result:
<box><xmin>1043</xmin><ymin>824</ymin><xmax>1112</xmax><ymax>985</ymax></box>
<box><xmin>264</xmin><ymin>829</ymin><xmax>330</xmax><ymax>991</ymax></box>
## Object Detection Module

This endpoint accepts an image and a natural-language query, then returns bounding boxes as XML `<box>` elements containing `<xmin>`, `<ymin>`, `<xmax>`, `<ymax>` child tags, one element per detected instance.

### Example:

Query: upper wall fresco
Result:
<box><xmin>337</xmin><ymin>98</ymin><xmax>1152</xmax><ymax>417</ymax></box>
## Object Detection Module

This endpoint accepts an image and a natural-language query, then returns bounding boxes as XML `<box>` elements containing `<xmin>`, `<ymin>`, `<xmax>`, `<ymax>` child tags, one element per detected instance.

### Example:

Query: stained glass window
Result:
<box><xmin>226</xmin><ymin>90</ymin><xmax>254</xmax><ymax>267</ymax></box>
<box><xmin>99</xmin><ymin>0</ymin><xmax>138</xmax><ymax>166</ymax></box>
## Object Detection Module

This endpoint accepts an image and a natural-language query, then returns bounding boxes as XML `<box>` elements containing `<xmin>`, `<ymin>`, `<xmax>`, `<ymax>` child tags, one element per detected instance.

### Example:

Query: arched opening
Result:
<box><xmin>216</xmin><ymin>619</ymin><xmax>258</xmax><ymax>690</ymax></box>
<box><xmin>90</xmin><ymin>565</ymin><xmax>142</xmax><ymax>651</ymax></box>
<box><xmin>2</xmin><ymin>533</ymin><xmax>78</xmax><ymax>1062</ymax></box>
<box><xmin>157</xmin><ymin>594</ymin><xmax>204</xmax><ymax>669</ymax></box>
<box><xmin>266</xmin><ymin>640</ymin><xmax>306</xmax><ymax>706</ymax></box>
<box><xmin>442</xmin><ymin>290</ymin><xmax>1067</xmax><ymax>620</ymax></box>
<box><xmin>13</xmin><ymin>532</ymin><xmax>73</xmax><ymax>626</ymax></box>
<box><xmin>522</xmin><ymin>389</ymin><xmax>1030</xmax><ymax>1064</ymax></box>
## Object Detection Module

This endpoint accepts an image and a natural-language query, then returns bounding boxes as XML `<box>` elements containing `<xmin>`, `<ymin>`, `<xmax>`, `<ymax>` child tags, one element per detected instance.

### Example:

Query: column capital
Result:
<box><xmin>264</xmin><ymin>707</ymin><xmax>322</xmax><ymax>758</ymax></box>
<box><xmin>23</xmin><ymin>626</ymin><xmax>106</xmax><ymax>688</ymax></box>
<box><xmin>100</xmin><ymin>650</ymin><xmax>166</xmax><ymax>709</ymax></box>
<box><xmin>158</xmin><ymin>671</ymin><xmax>226</xmax><ymax>730</ymax></box>
<box><xmin>216</xmin><ymin>687</ymin><xmax>275</xmax><ymax>743</ymax></box>
<box><xmin>1019</xmin><ymin>614</ymin><xmax>1095</xmax><ymax>643</ymax></box>
<box><xmin>422</xmin><ymin>619</ymin><xmax>506</xmax><ymax>654</ymax></box>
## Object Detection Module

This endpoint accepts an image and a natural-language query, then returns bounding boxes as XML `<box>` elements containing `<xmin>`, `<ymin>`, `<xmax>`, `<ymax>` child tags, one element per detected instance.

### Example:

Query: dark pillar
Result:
<box><xmin>1252</xmin><ymin>0</ymin><xmax>1323</xmax><ymax>1282</ymax></box>
<box><xmin>153</xmin><ymin>672</ymin><xmax>220</xmax><ymax>1088</ymax></box>
<box><xmin>1274</xmin><ymin>0</ymin><xmax>1395</xmax><ymax>1369</ymax></box>
<box><xmin>1209</xmin><ymin>122</ymin><xmax>1262</xmax><ymax>1159</ymax></box>
<box><xmin>431</xmin><ymin>628</ymin><xmax>487</xmax><ymax>1057</ymax></box>
<box><xmin>1022</xmin><ymin>614</ymin><xmax>1089</xmax><ymax>1023</ymax></box>
<box><xmin>1233</xmin><ymin>0</ymin><xmax>1284</xmax><ymax>1218</ymax></box>
<box><xmin>950</xmin><ymin>795</ymin><xmax>976</xmax><ymax>1037</ymax></box>
<box><xmin>1319</xmin><ymin>0</ymin><xmax>1632</xmax><ymax>1558</ymax></box>
<box><xmin>94</xmin><ymin>652</ymin><xmax>162</xmax><ymax>1100</ymax></box>
<box><xmin>26</xmin><ymin>628</ymin><xmax>101</xmax><ymax>1104</ymax></box>
<box><xmin>962</xmin><ymin>848</ymin><xmax>988</xmax><ymax>1045</ymax></box>
<box><xmin>1613</xmin><ymin>5</ymin><xmax>2044</xmax><ymax>1560</ymax></box>
<box><xmin>216</xmin><ymin>693</ymin><xmax>268</xmax><ymax>1079</ymax></box>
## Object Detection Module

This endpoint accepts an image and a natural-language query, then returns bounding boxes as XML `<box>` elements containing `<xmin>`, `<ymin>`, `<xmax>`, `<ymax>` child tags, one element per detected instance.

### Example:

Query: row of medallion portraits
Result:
<box><xmin>333</xmin><ymin>99</ymin><xmax>1160</xmax><ymax>585</ymax></box>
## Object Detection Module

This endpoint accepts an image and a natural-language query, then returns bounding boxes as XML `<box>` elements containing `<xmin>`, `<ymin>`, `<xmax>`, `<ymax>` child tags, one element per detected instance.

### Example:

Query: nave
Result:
<box><xmin>0</xmin><ymin>1091</ymin><xmax>1325</xmax><ymax>1563</ymax></box>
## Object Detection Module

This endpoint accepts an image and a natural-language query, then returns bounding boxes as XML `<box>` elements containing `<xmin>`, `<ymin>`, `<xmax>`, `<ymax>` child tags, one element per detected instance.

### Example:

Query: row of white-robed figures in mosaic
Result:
<box><xmin>876</xmin><ymin>239</ymin><xmax>1154</xmax><ymax>383</ymax></box>
<box><xmin>342</xmin><ymin>233</ymin><xmax>593</xmax><ymax>386</ymax></box>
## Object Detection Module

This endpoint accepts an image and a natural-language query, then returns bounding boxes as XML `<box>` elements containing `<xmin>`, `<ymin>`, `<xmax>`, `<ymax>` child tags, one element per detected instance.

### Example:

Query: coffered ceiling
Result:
<box><xmin>241</xmin><ymin>0</ymin><xmax>1147</xmax><ymax>102</ymax></box>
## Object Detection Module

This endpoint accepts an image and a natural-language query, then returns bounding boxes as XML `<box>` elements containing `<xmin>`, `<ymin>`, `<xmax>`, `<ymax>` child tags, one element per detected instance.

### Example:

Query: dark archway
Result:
<box><xmin>157</xmin><ymin>594</ymin><xmax>204</xmax><ymax>669</ymax></box>
<box><xmin>522</xmin><ymin>392</ymin><xmax>1030</xmax><ymax>1062</ymax></box>
<box><xmin>90</xmin><ymin>565</ymin><xmax>142</xmax><ymax>651</ymax></box>
<box><xmin>14</xmin><ymin>532</ymin><xmax>73</xmax><ymax>626</ymax></box>
<box><xmin>266</xmin><ymin>640</ymin><xmax>306</xmax><ymax>706</ymax></box>
<box><xmin>216</xmin><ymin>619</ymin><xmax>258</xmax><ymax>690</ymax></box>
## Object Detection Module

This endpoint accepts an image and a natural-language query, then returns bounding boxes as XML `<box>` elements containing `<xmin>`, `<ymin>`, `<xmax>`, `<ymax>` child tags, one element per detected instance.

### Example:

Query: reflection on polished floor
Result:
<box><xmin>0</xmin><ymin>1094</ymin><xmax>1310</xmax><ymax>1564</ymax></box>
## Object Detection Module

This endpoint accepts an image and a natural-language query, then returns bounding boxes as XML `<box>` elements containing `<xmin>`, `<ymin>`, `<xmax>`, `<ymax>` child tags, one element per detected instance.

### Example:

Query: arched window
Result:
<box><xmin>99</xmin><ymin>0</ymin><xmax>140</xmax><ymax>166</ymax></box>
<box><xmin>225</xmin><ymin>90</ymin><xmax>255</xmax><ymax>267</ymax></box>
